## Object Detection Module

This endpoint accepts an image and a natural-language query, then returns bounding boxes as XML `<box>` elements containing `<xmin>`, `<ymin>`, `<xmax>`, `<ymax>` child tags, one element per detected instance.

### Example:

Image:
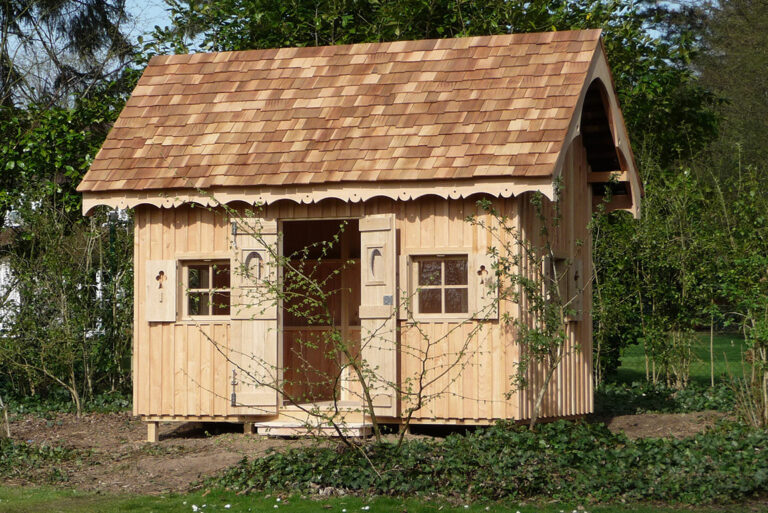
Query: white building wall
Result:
<box><xmin>0</xmin><ymin>258</ymin><xmax>18</xmax><ymax>332</ymax></box>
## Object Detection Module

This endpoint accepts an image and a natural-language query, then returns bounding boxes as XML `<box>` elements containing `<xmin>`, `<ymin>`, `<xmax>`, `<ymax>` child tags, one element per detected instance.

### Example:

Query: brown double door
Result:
<box><xmin>281</xmin><ymin>219</ymin><xmax>361</xmax><ymax>404</ymax></box>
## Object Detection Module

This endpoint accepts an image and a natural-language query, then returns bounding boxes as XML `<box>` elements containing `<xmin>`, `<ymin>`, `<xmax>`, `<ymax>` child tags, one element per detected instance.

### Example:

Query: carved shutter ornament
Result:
<box><xmin>471</xmin><ymin>253</ymin><xmax>498</xmax><ymax>320</ymax></box>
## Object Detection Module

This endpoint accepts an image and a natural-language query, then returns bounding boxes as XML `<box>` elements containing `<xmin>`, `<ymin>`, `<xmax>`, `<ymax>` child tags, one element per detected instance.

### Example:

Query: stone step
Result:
<box><xmin>254</xmin><ymin>421</ymin><xmax>372</xmax><ymax>437</ymax></box>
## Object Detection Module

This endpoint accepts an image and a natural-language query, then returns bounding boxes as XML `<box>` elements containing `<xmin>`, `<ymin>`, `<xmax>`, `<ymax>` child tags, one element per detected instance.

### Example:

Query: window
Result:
<box><xmin>413</xmin><ymin>256</ymin><xmax>468</xmax><ymax>315</ymax></box>
<box><xmin>184</xmin><ymin>261</ymin><xmax>231</xmax><ymax>317</ymax></box>
<box><xmin>543</xmin><ymin>255</ymin><xmax>583</xmax><ymax>322</ymax></box>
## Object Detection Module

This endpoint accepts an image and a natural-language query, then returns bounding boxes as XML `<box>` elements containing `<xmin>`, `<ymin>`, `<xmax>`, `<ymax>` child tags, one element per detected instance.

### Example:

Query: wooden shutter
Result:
<box><xmin>471</xmin><ymin>252</ymin><xmax>498</xmax><ymax>320</ymax></box>
<box><xmin>543</xmin><ymin>255</ymin><xmax>582</xmax><ymax>323</ymax></box>
<box><xmin>146</xmin><ymin>260</ymin><xmax>176</xmax><ymax>322</ymax></box>
<box><xmin>229</xmin><ymin>218</ymin><xmax>279</xmax><ymax>413</ymax></box>
<box><xmin>359</xmin><ymin>214</ymin><xmax>397</xmax><ymax>417</ymax></box>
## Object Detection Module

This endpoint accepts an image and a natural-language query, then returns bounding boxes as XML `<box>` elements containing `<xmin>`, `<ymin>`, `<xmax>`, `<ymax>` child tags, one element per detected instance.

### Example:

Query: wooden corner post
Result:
<box><xmin>146</xmin><ymin>421</ymin><xmax>159</xmax><ymax>443</ymax></box>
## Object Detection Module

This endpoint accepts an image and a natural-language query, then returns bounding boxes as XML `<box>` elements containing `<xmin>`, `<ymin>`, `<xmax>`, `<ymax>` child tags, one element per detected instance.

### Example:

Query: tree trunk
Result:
<box><xmin>710</xmin><ymin>314</ymin><xmax>715</xmax><ymax>388</ymax></box>
<box><xmin>529</xmin><ymin>356</ymin><xmax>559</xmax><ymax>430</ymax></box>
<box><xmin>0</xmin><ymin>394</ymin><xmax>10</xmax><ymax>437</ymax></box>
<box><xmin>70</xmin><ymin>369</ymin><xmax>82</xmax><ymax>418</ymax></box>
<box><xmin>760</xmin><ymin>345</ymin><xmax>768</xmax><ymax>428</ymax></box>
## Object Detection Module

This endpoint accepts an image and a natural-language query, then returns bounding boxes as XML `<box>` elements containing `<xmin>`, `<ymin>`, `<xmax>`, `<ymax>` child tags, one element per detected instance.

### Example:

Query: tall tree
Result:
<box><xmin>697</xmin><ymin>0</ymin><xmax>768</xmax><ymax>166</ymax></box>
<box><xmin>0</xmin><ymin>74</ymin><xmax>137</xmax><ymax>406</ymax></box>
<box><xmin>0</xmin><ymin>1</ymin><xmax>140</xmax><ymax>405</ymax></box>
<box><xmin>155</xmin><ymin>0</ymin><xmax>717</xmax><ymax>165</ymax></box>
<box><xmin>0</xmin><ymin>0</ymin><xmax>134</xmax><ymax>107</ymax></box>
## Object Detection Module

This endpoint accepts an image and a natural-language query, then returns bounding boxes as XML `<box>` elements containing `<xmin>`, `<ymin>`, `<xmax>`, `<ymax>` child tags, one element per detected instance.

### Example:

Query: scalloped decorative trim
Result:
<box><xmin>82</xmin><ymin>177</ymin><xmax>555</xmax><ymax>215</ymax></box>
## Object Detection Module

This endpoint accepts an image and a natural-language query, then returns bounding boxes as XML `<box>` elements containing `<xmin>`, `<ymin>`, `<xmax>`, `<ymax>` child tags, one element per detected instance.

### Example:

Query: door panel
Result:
<box><xmin>229</xmin><ymin>218</ymin><xmax>278</xmax><ymax>413</ymax></box>
<box><xmin>359</xmin><ymin>213</ymin><xmax>398</xmax><ymax>417</ymax></box>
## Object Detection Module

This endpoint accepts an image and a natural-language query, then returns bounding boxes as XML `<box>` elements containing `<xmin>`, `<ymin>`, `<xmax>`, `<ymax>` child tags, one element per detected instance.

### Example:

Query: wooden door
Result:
<box><xmin>282</xmin><ymin>260</ymin><xmax>343</xmax><ymax>404</ymax></box>
<box><xmin>229</xmin><ymin>218</ymin><xmax>279</xmax><ymax>414</ymax></box>
<box><xmin>359</xmin><ymin>214</ymin><xmax>397</xmax><ymax>417</ymax></box>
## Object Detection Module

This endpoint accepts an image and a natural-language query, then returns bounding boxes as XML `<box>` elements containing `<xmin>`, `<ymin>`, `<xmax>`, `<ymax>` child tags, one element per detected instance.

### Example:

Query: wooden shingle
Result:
<box><xmin>78</xmin><ymin>30</ymin><xmax>603</xmax><ymax>193</ymax></box>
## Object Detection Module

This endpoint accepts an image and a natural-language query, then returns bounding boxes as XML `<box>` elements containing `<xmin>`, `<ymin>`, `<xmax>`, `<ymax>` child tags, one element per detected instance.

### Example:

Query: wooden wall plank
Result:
<box><xmin>403</xmin><ymin>200</ymin><xmax>420</xmax><ymax>250</ymax></box>
<box><xmin>161</xmin><ymin>324</ymin><xmax>172</xmax><ymax>415</ymax></box>
<box><xmin>148</xmin><ymin>207</ymin><xmax>163</xmax><ymax>414</ymax></box>
<box><xmin>420</xmin><ymin>198</ymin><xmax>435</xmax><ymax>249</ymax></box>
<box><xmin>214</xmin><ymin>209</ymin><xmax>227</xmax><ymax>253</ymax></box>
<box><xmin>187</xmin><ymin>324</ymin><xmax>199</xmax><ymax>415</ymax></box>
<box><xmin>132</xmin><ymin>208</ymin><xmax>140</xmax><ymax>415</ymax></box>
<box><xmin>174</xmin><ymin>323</ymin><xmax>185</xmax><ymax>416</ymax></box>
<box><xmin>160</xmin><ymin>209</ymin><xmax>175</xmax><ymax>416</ymax></box>
<box><xmin>200</xmin><ymin>207</ymin><xmax>214</xmax><ymax>253</ymax></box>
<box><xmin>448</xmin><ymin>322</ymin><xmax>460</xmax><ymax>419</ymax></box>
<box><xmin>200</xmin><ymin>324</ymin><xmax>212</xmax><ymax>416</ymax></box>
<box><xmin>213</xmin><ymin>323</ymin><xmax>226</xmax><ymax>416</ymax></box>
<box><xmin>135</xmin><ymin>208</ymin><xmax>148</xmax><ymax>415</ymax></box>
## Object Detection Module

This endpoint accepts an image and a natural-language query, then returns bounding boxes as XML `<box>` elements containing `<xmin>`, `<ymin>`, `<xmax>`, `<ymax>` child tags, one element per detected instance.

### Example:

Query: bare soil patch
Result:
<box><xmin>593</xmin><ymin>410</ymin><xmax>726</xmax><ymax>439</ymax></box>
<box><xmin>4</xmin><ymin>412</ymin><xmax>312</xmax><ymax>494</ymax></box>
<box><xmin>2</xmin><ymin>410</ymin><xmax>725</xmax><ymax>495</ymax></box>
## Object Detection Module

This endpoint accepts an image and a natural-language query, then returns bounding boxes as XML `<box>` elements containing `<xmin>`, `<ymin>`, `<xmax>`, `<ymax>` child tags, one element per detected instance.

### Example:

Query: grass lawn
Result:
<box><xmin>0</xmin><ymin>486</ymin><xmax>752</xmax><ymax>513</ymax></box>
<box><xmin>614</xmin><ymin>332</ymin><xmax>747</xmax><ymax>386</ymax></box>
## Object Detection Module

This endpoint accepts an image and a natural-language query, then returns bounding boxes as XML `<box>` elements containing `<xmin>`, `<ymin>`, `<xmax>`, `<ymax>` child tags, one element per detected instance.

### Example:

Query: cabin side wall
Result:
<box><xmin>517</xmin><ymin>135</ymin><xmax>594</xmax><ymax>419</ymax></box>
<box><xmin>397</xmin><ymin>197</ymin><xmax>519</xmax><ymax>423</ymax></box>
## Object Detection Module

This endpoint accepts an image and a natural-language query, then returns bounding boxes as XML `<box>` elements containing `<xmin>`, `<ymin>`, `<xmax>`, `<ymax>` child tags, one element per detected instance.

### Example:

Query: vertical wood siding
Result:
<box><xmin>517</xmin><ymin>136</ymin><xmax>594</xmax><ymax>419</ymax></box>
<box><xmin>134</xmin><ymin>205</ymin><xmax>232</xmax><ymax>418</ymax></box>
<box><xmin>134</xmin><ymin>149</ymin><xmax>593</xmax><ymax>421</ymax></box>
<box><xmin>397</xmin><ymin>197</ymin><xmax>519</xmax><ymax>422</ymax></box>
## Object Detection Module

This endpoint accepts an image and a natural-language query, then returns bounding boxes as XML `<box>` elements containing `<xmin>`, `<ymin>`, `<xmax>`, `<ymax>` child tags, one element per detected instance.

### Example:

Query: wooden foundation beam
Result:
<box><xmin>147</xmin><ymin>421</ymin><xmax>159</xmax><ymax>443</ymax></box>
<box><xmin>243</xmin><ymin>421</ymin><xmax>254</xmax><ymax>435</ymax></box>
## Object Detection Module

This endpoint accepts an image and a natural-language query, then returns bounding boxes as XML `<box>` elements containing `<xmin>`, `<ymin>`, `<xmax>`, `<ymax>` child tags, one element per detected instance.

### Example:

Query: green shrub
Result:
<box><xmin>213</xmin><ymin>421</ymin><xmax>768</xmax><ymax>504</ymax></box>
<box><xmin>6</xmin><ymin>390</ymin><xmax>131</xmax><ymax>416</ymax></box>
<box><xmin>595</xmin><ymin>382</ymin><xmax>734</xmax><ymax>415</ymax></box>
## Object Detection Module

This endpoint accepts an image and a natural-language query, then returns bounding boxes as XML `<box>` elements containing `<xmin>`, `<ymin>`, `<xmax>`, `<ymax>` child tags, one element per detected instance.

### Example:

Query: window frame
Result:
<box><xmin>408</xmin><ymin>253</ymin><xmax>471</xmax><ymax>321</ymax></box>
<box><xmin>543</xmin><ymin>254</ymin><xmax>583</xmax><ymax>323</ymax></box>
<box><xmin>180</xmin><ymin>259</ymin><xmax>232</xmax><ymax>320</ymax></box>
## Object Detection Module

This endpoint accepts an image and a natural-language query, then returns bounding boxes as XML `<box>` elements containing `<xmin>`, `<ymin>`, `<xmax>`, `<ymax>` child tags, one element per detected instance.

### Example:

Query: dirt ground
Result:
<box><xmin>5</xmin><ymin>412</ymin><xmax>314</xmax><ymax>494</ymax></box>
<box><xmin>3</xmin><ymin>410</ymin><xmax>725</xmax><ymax>495</ymax></box>
<box><xmin>596</xmin><ymin>410</ymin><xmax>726</xmax><ymax>440</ymax></box>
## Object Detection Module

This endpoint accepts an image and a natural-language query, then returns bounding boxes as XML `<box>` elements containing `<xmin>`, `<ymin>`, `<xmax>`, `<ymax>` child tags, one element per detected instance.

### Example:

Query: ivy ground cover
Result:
<box><xmin>213</xmin><ymin>420</ymin><xmax>768</xmax><ymax>505</ymax></box>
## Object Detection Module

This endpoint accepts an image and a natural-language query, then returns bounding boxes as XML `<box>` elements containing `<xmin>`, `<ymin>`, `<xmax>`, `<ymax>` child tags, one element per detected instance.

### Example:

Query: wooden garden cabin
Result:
<box><xmin>78</xmin><ymin>30</ymin><xmax>641</xmax><ymax>440</ymax></box>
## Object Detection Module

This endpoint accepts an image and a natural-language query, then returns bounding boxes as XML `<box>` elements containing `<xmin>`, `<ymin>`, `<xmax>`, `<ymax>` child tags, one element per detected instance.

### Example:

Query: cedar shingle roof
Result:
<box><xmin>78</xmin><ymin>29</ymin><xmax>602</xmax><ymax>193</ymax></box>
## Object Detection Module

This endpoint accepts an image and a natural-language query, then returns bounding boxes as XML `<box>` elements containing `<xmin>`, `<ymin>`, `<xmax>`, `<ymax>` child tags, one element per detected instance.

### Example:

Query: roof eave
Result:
<box><xmin>551</xmin><ymin>37</ymin><xmax>642</xmax><ymax>218</ymax></box>
<box><xmin>81</xmin><ymin>176</ymin><xmax>556</xmax><ymax>215</ymax></box>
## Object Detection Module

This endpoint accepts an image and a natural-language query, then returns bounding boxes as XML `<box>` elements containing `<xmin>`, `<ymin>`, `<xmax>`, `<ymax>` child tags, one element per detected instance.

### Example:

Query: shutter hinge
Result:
<box><xmin>230</xmin><ymin>369</ymin><xmax>238</xmax><ymax>407</ymax></box>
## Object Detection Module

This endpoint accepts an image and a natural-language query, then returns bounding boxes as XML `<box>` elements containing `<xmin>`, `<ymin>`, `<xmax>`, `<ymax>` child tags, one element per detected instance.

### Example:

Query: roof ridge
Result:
<box><xmin>149</xmin><ymin>29</ymin><xmax>602</xmax><ymax>66</ymax></box>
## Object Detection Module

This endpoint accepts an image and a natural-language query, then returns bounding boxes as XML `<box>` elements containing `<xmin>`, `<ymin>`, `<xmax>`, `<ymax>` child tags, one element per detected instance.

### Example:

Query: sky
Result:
<box><xmin>125</xmin><ymin>0</ymin><xmax>173</xmax><ymax>42</ymax></box>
